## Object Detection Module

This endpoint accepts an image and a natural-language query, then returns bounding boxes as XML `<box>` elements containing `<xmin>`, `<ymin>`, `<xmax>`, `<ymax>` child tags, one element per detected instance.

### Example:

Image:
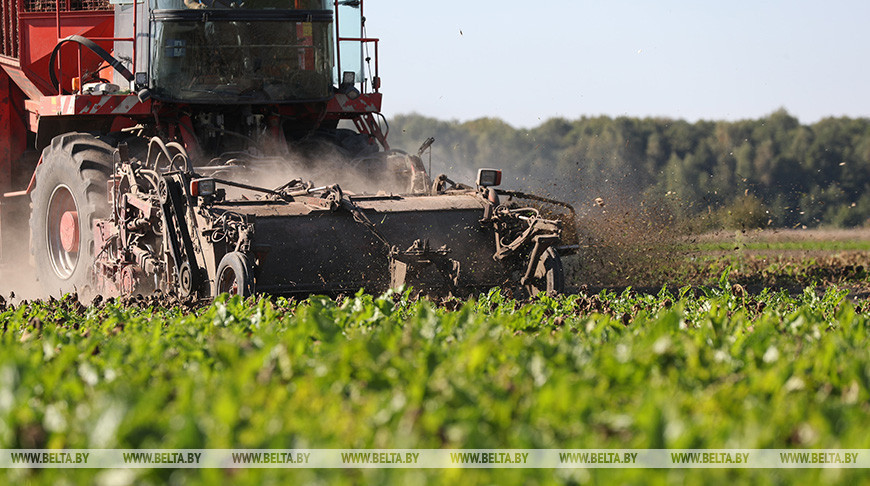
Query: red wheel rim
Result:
<box><xmin>46</xmin><ymin>185</ymin><xmax>80</xmax><ymax>280</ymax></box>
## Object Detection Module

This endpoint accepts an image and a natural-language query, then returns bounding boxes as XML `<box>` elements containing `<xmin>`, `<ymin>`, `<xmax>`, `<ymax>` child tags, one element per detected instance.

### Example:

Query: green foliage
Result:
<box><xmin>389</xmin><ymin>111</ymin><xmax>870</xmax><ymax>228</ymax></box>
<box><xmin>2</xmin><ymin>288</ymin><xmax>870</xmax><ymax>484</ymax></box>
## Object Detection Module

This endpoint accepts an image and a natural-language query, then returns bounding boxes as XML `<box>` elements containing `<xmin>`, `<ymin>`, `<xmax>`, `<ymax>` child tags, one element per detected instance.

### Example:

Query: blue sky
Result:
<box><xmin>363</xmin><ymin>0</ymin><xmax>870</xmax><ymax>127</ymax></box>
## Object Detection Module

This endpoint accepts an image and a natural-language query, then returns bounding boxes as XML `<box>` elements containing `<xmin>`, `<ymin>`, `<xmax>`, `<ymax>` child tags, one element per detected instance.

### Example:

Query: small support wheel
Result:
<box><xmin>157</xmin><ymin>178</ymin><xmax>169</xmax><ymax>204</ymax></box>
<box><xmin>215</xmin><ymin>251</ymin><xmax>254</xmax><ymax>297</ymax></box>
<box><xmin>178</xmin><ymin>262</ymin><xmax>196</xmax><ymax>297</ymax></box>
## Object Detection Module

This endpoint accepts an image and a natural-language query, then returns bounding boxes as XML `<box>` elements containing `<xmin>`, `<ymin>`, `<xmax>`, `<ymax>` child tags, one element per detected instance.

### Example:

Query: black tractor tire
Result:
<box><xmin>525</xmin><ymin>247</ymin><xmax>565</xmax><ymax>297</ymax></box>
<box><xmin>30</xmin><ymin>133</ymin><xmax>113</xmax><ymax>296</ymax></box>
<box><xmin>214</xmin><ymin>251</ymin><xmax>255</xmax><ymax>297</ymax></box>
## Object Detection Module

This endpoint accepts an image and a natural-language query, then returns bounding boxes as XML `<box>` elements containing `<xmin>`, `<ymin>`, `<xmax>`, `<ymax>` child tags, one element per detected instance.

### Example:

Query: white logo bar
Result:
<box><xmin>1</xmin><ymin>449</ymin><xmax>868</xmax><ymax>469</ymax></box>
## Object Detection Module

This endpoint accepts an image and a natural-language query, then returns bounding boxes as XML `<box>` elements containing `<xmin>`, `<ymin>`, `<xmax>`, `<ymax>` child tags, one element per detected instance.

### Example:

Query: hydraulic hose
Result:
<box><xmin>49</xmin><ymin>35</ymin><xmax>134</xmax><ymax>95</ymax></box>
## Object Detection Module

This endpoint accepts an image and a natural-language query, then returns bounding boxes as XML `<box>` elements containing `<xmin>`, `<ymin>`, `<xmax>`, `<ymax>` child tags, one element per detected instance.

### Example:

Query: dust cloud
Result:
<box><xmin>568</xmin><ymin>195</ymin><xmax>690</xmax><ymax>289</ymax></box>
<box><xmin>0</xmin><ymin>204</ymin><xmax>42</xmax><ymax>302</ymax></box>
<box><xmin>213</xmin><ymin>138</ymin><xmax>421</xmax><ymax>199</ymax></box>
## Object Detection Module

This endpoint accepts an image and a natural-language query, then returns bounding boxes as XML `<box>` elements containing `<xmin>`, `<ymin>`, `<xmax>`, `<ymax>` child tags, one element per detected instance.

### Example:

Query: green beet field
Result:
<box><xmin>3</xmin><ymin>272</ymin><xmax>870</xmax><ymax>484</ymax></box>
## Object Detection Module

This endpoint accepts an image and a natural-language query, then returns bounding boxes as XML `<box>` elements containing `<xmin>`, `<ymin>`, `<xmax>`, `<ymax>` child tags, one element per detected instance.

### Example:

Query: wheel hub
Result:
<box><xmin>60</xmin><ymin>210</ymin><xmax>80</xmax><ymax>253</ymax></box>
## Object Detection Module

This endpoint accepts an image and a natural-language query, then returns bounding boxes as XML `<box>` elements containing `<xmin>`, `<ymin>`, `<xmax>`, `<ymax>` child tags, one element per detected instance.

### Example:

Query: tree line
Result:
<box><xmin>387</xmin><ymin>109</ymin><xmax>870</xmax><ymax>229</ymax></box>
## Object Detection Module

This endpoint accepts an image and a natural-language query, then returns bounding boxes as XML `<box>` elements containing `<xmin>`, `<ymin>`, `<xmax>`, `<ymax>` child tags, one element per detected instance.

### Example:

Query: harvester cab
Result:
<box><xmin>146</xmin><ymin>0</ymin><xmax>334</xmax><ymax>104</ymax></box>
<box><xmin>0</xmin><ymin>0</ymin><xmax>578</xmax><ymax>299</ymax></box>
